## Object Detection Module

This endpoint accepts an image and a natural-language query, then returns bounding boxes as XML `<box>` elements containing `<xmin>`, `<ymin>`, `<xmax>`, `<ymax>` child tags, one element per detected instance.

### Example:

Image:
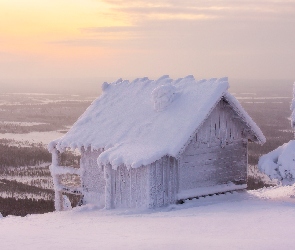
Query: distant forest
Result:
<box><xmin>0</xmin><ymin>197</ymin><xmax>54</xmax><ymax>217</ymax></box>
<box><xmin>0</xmin><ymin>143</ymin><xmax>51</xmax><ymax>167</ymax></box>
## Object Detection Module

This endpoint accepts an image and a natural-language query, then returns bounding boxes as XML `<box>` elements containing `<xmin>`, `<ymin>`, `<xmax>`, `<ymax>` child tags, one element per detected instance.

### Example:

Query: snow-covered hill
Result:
<box><xmin>1</xmin><ymin>186</ymin><xmax>295</xmax><ymax>250</ymax></box>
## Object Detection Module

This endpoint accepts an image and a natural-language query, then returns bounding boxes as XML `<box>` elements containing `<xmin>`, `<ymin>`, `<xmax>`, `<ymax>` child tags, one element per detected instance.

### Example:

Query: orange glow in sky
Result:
<box><xmin>0</xmin><ymin>0</ymin><xmax>294</xmax><ymax>82</ymax></box>
<box><xmin>0</xmin><ymin>1</ymin><xmax>126</xmax><ymax>56</ymax></box>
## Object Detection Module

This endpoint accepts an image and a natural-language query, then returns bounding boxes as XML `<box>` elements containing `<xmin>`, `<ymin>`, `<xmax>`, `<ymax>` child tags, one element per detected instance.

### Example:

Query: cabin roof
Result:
<box><xmin>49</xmin><ymin>75</ymin><xmax>265</xmax><ymax>168</ymax></box>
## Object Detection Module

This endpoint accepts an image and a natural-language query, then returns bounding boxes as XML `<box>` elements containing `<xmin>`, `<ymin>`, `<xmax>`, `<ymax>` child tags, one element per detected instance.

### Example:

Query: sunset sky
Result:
<box><xmin>0</xmin><ymin>0</ymin><xmax>294</xmax><ymax>86</ymax></box>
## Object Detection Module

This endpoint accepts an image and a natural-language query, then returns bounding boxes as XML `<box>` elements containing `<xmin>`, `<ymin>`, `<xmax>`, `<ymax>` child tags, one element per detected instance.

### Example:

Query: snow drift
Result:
<box><xmin>1</xmin><ymin>186</ymin><xmax>295</xmax><ymax>250</ymax></box>
<box><xmin>258</xmin><ymin>140</ymin><xmax>295</xmax><ymax>184</ymax></box>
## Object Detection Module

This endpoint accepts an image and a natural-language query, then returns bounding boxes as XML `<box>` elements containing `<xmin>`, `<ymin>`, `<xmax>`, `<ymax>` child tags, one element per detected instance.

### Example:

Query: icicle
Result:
<box><xmin>104</xmin><ymin>164</ymin><xmax>113</xmax><ymax>209</ymax></box>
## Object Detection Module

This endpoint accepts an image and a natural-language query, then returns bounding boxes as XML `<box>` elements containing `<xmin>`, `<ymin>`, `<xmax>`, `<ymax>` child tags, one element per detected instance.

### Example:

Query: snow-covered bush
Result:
<box><xmin>259</xmin><ymin>81</ymin><xmax>295</xmax><ymax>185</ymax></box>
<box><xmin>248</xmin><ymin>165</ymin><xmax>277</xmax><ymax>189</ymax></box>
<box><xmin>291</xmin><ymin>83</ymin><xmax>295</xmax><ymax>129</ymax></box>
<box><xmin>258</xmin><ymin>140</ymin><xmax>295</xmax><ymax>184</ymax></box>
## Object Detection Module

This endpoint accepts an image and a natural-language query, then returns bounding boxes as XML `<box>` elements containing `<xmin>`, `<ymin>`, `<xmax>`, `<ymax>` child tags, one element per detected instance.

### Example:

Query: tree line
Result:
<box><xmin>0</xmin><ymin>197</ymin><xmax>54</xmax><ymax>217</ymax></box>
<box><xmin>0</xmin><ymin>144</ymin><xmax>51</xmax><ymax>167</ymax></box>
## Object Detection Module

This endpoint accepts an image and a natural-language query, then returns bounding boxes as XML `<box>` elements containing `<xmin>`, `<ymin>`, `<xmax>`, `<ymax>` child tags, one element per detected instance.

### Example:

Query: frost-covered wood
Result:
<box><xmin>92</xmin><ymin>156</ymin><xmax>178</xmax><ymax>209</ymax></box>
<box><xmin>77</xmin><ymin>148</ymin><xmax>178</xmax><ymax>209</ymax></box>
<box><xmin>80</xmin><ymin>148</ymin><xmax>105</xmax><ymax>207</ymax></box>
<box><xmin>148</xmin><ymin>156</ymin><xmax>178</xmax><ymax>208</ymax></box>
<box><xmin>178</xmin><ymin>99</ymin><xmax>248</xmax><ymax>198</ymax></box>
<box><xmin>51</xmin><ymin>148</ymin><xmax>63</xmax><ymax>211</ymax></box>
<box><xmin>104</xmin><ymin>164</ymin><xmax>113</xmax><ymax>209</ymax></box>
<box><xmin>110</xmin><ymin>164</ymin><xmax>149</xmax><ymax>208</ymax></box>
<box><xmin>51</xmin><ymin>147</ymin><xmax>84</xmax><ymax>211</ymax></box>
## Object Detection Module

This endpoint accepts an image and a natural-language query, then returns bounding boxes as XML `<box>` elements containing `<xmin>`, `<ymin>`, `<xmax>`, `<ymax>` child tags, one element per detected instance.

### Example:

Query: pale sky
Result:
<box><xmin>0</xmin><ymin>0</ymin><xmax>294</xmax><ymax>86</ymax></box>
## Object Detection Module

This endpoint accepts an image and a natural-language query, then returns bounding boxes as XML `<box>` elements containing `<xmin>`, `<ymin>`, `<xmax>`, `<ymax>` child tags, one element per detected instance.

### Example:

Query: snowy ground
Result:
<box><xmin>1</xmin><ymin>186</ymin><xmax>295</xmax><ymax>250</ymax></box>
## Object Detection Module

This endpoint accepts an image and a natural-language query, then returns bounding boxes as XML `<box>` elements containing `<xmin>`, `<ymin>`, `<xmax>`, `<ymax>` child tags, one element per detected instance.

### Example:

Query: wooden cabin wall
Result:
<box><xmin>110</xmin><ymin>165</ymin><xmax>150</xmax><ymax>209</ymax></box>
<box><xmin>109</xmin><ymin>156</ymin><xmax>178</xmax><ymax>209</ymax></box>
<box><xmin>148</xmin><ymin>156</ymin><xmax>178</xmax><ymax>208</ymax></box>
<box><xmin>80</xmin><ymin>149</ymin><xmax>105</xmax><ymax>207</ymax></box>
<box><xmin>179</xmin><ymin>99</ymin><xmax>248</xmax><ymax>195</ymax></box>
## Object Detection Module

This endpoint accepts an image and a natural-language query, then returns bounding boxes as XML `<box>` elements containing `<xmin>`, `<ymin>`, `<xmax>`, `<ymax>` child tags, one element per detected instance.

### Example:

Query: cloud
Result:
<box><xmin>101</xmin><ymin>0</ymin><xmax>295</xmax><ymax>21</ymax></box>
<box><xmin>48</xmin><ymin>0</ymin><xmax>295</xmax><ymax>81</ymax></box>
<box><xmin>81</xmin><ymin>26</ymin><xmax>138</xmax><ymax>33</ymax></box>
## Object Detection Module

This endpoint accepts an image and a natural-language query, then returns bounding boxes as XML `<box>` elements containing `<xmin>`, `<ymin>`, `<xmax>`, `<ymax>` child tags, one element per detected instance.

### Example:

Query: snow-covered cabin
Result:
<box><xmin>49</xmin><ymin>76</ymin><xmax>265</xmax><ymax>210</ymax></box>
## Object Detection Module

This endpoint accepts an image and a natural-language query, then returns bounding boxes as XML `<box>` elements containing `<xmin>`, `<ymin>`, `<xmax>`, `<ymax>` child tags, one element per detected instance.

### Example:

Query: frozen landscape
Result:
<box><xmin>1</xmin><ymin>0</ymin><xmax>294</xmax><ymax>248</ymax></box>
<box><xmin>0</xmin><ymin>80</ymin><xmax>293</xmax><ymax>210</ymax></box>
<box><xmin>1</xmin><ymin>186</ymin><xmax>295</xmax><ymax>250</ymax></box>
<box><xmin>0</xmin><ymin>79</ymin><xmax>294</xmax><ymax>249</ymax></box>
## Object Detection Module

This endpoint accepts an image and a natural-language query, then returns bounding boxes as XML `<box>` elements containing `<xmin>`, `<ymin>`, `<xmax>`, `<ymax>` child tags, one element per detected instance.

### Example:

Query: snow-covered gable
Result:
<box><xmin>223</xmin><ymin>92</ymin><xmax>265</xmax><ymax>143</ymax></box>
<box><xmin>50</xmin><ymin>75</ymin><xmax>265</xmax><ymax>169</ymax></box>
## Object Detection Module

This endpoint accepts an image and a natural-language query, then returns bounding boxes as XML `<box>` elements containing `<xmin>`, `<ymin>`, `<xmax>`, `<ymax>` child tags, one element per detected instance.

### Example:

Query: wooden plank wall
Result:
<box><xmin>80</xmin><ymin>148</ymin><xmax>106</xmax><ymax>207</ymax></box>
<box><xmin>109</xmin><ymin>156</ymin><xmax>178</xmax><ymax>209</ymax></box>
<box><xmin>148</xmin><ymin>156</ymin><xmax>178</xmax><ymax>208</ymax></box>
<box><xmin>81</xmin><ymin>153</ymin><xmax>178</xmax><ymax>209</ymax></box>
<box><xmin>179</xmin><ymin>99</ymin><xmax>248</xmax><ymax>194</ymax></box>
<box><xmin>111</xmin><ymin>165</ymin><xmax>149</xmax><ymax>209</ymax></box>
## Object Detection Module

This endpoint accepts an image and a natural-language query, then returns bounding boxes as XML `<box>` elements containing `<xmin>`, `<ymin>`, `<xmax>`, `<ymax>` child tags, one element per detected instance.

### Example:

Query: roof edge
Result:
<box><xmin>176</xmin><ymin>90</ymin><xmax>228</xmax><ymax>157</ymax></box>
<box><xmin>224</xmin><ymin>92</ymin><xmax>266</xmax><ymax>145</ymax></box>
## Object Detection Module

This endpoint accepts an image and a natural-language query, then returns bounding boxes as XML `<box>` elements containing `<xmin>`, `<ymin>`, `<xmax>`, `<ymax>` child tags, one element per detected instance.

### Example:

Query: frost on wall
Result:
<box><xmin>109</xmin><ymin>156</ymin><xmax>178</xmax><ymax>209</ymax></box>
<box><xmin>111</xmin><ymin>164</ymin><xmax>150</xmax><ymax>209</ymax></box>
<box><xmin>80</xmin><ymin>149</ymin><xmax>105</xmax><ymax>207</ymax></box>
<box><xmin>178</xmin><ymin>99</ymin><xmax>248</xmax><ymax>197</ymax></box>
<box><xmin>148</xmin><ymin>156</ymin><xmax>178</xmax><ymax>208</ymax></box>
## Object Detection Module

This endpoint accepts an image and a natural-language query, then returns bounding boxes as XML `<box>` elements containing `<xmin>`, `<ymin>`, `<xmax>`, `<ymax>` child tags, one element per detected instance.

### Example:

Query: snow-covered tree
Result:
<box><xmin>258</xmin><ymin>82</ymin><xmax>295</xmax><ymax>184</ymax></box>
<box><xmin>291</xmin><ymin>82</ymin><xmax>295</xmax><ymax>131</ymax></box>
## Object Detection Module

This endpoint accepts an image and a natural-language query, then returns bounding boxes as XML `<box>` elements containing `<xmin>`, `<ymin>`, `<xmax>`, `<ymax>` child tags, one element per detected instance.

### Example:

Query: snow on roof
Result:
<box><xmin>49</xmin><ymin>75</ymin><xmax>265</xmax><ymax>168</ymax></box>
